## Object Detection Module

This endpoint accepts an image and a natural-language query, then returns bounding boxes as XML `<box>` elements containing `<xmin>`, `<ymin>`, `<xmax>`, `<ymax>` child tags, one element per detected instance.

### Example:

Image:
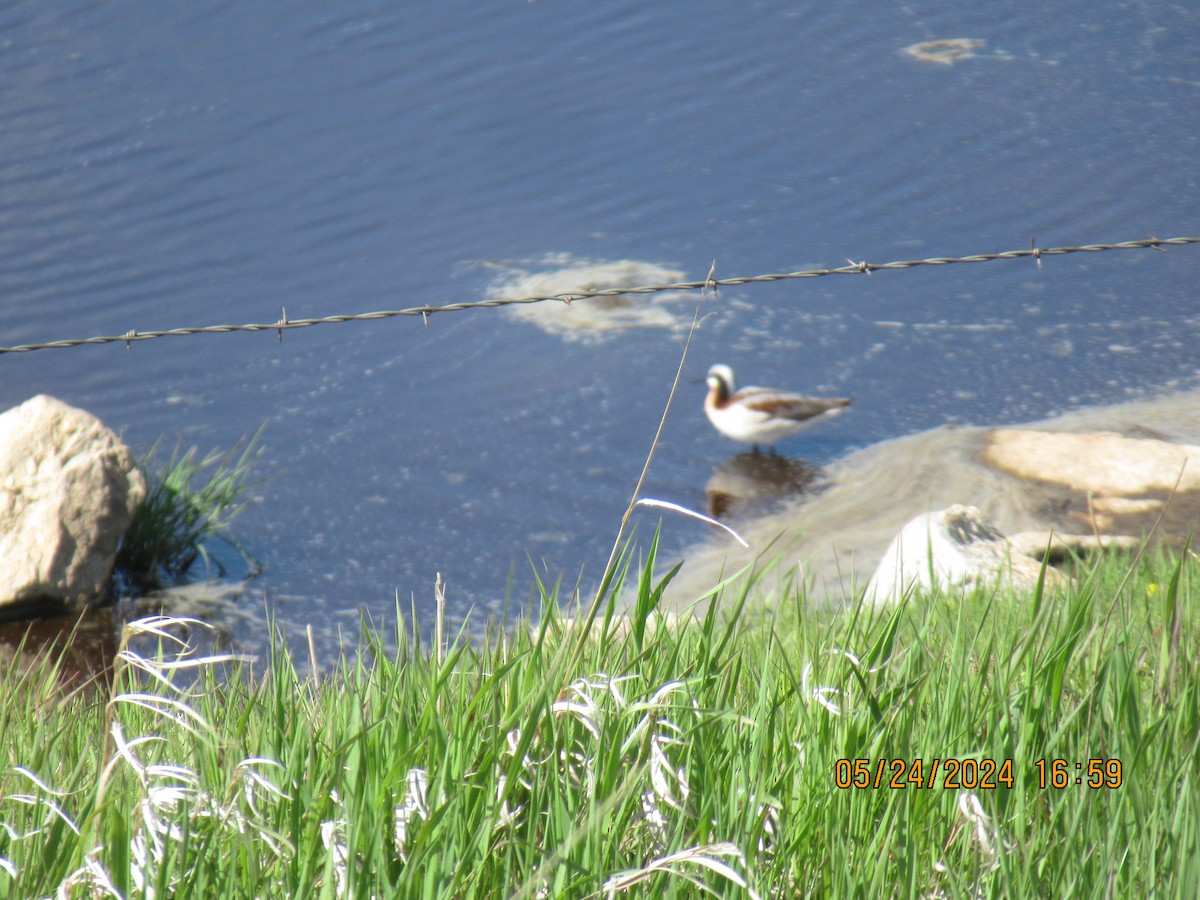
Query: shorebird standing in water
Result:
<box><xmin>704</xmin><ymin>363</ymin><xmax>851</xmax><ymax>449</ymax></box>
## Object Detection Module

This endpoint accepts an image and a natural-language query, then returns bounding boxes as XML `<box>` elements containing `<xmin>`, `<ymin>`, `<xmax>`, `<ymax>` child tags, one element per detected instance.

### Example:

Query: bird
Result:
<box><xmin>704</xmin><ymin>363</ymin><xmax>851</xmax><ymax>448</ymax></box>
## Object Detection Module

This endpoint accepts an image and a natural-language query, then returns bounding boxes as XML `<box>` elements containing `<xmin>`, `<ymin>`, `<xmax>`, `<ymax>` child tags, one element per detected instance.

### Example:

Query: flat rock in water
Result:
<box><xmin>0</xmin><ymin>395</ymin><xmax>146</xmax><ymax>618</ymax></box>
<box><xmin>984</xmin><ymin>429</ymin><xmax>1200</xmax><ymax>495</ymax></box>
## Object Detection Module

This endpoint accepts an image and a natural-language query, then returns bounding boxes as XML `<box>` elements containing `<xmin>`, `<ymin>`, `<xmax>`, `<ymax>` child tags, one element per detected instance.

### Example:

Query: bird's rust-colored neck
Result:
<box><xmin>709</xmin><ymin>377</ymin><xmax>731</xmax><ymax>407</ymax></box>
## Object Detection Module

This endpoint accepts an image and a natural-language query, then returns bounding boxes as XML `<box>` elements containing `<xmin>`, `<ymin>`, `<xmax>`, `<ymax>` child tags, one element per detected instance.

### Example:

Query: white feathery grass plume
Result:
<box><xmin>320</xmin><ymin>817</ymin><xmax>350</xmax><ymax>898</ymax></box>
<box><xmin>3</xmin><ymin>769</ymin><xmax>84</xmax><ymax>882</ymax></box>
<box><xmin>101</xmin><ymin>721</ymin><xmax>158</xmax><ymax>782</ymax></box>
<box><xmin>956</xmin><ymin>791</ymin><xmax>1010</xmax><ymax>863</ymax></box>
<box><xmin>114</xmin><ymin>614</ymin><xmax>250</xmax><ymax>701</ymax></box>
<box><xmin>322</xmin><ymin>782</ymin><xmax>413</xmax><ymax>896</ymax></box>
<box><xmin>132</xmin><ymin>794</ymin><xmax>187</xmax><ymax>889</ymax></box>
<box><xmin>109</xmin><ymin>691</ymin><xmax>213</xmax><ymax>737</ymax></box>
<box><xmin>635</xmin><ymin>498</ymin><xmax>750</xmax><ymax>548</ymax></box>
<box><xmin>7</xmin><ymin>768</ymin><xmax>82</xmax><ymax>837</ymax></box>
<box><xmin>648</xmin><ymin>727</ymin><xmax>690</xmax><ymax>813</ymax></box>
<box><xmin>494</xmin><ymin>772</ymin><xmax>523</xmax><ymax>830</ymax></box>
<box><xmin>645</xmin><ymin>679</ymin><xmax>693</xmax><ymax>708</ymax></box>
<box><xmin>602</xmin><ymin>841</ymin><xmax>761</xmax><ymax>899</ymax></box>
<box><xmin>499</xmin><ymin>724</ymin><xmax>554</xmax><ymax>795</ymax></box>
<box><xmin>926</xmin><ymin>793</ymin><xmax>1013</xmax><ymax>900</ymax></box>
<box><xmin>104</xmin><ymin>721</ymin><xmax>197</xmax><ymax>898</ymax></box>
<box><xmin>52</xmin><ymin>848</ymin><xmax>122</xmax><ymax>900</ymax></box>
<box><xmin>800</xmin><ymin>661</ymin><xmax>845</xmax><ymax>716</ymax></box>
<box><xmin>234</xmin><ymin>758</ymin><xmax>291</xmax><ymax>821</ymax></box>
<box><xmin>801</xmin><ymin>647</ymin><xmax>887</xmax><ymax>717</ymax></box>
<box><xmin>759</xmin><ymin>806</ymin><xmax>779</xmax><ymax>855</ymax></box>
<box><xmin>121</xmin><ymin>614</ymin><xmax>208</xmax><ymax>643</ymax></box>
<box><xmin>557</xmin><ymin>673</ymin><xmax>636</xmax><ymax>703</ymax></box>
<box><xmin>552</xmin><ymin>695</ymin><xmax>601</xmax><ymax>740</ymax></box>
<box><xmin>822</xmin><ymin>649</ymin><xmax>882</xmax><ymax>671</ymax></box>
<box><xmin>500</xmin><ymin>674</ymin><xmax>706</xmax><ymax>846</ymax></box>
<box><xmin>638</xmin><ymin>789</ymin><xmax>670</xmax><ymax>843</ymax></box>
<box><xmin>597</xmin><ymin>673</ymin><xmax>636</xmax><ymax>706</ymax></box>
<box><xmin>614</xmin><ymin>680</ymin><xmax>697</xmax><ymax>843</ymax></box>
<box><xmin>0</xmin><ymin>820</ymin><xmax>51</xmax><ymax>841</ymax></box>
<box><xmin>501</xmin><ymin>727</ymin><xmax>535</xmax><ymax>793</ymax></box>
<box><xmin>116</xmin><ymin>647</ymin><xmax>246</xmax><ymax>692</ymax></box>
<box><xmin>10</xmin><ymin>767</ymin><xmax>72</xmax><ymax>799</ymax></box>
<box><xmin>394</xmin><ymin>768</ymin><xmax>431</xmax><ymax>860</ymax></box>
<box><xmin>93</xmin><ymin>617</ymin><xmax>289</xmax><ymax>898</ymax></box>
<box><xmin>551</xmin><ymin>673</ymin><xmax>640</xmax><ymax>740</ymax></box>
<box><xmin>743</xmin><ymin>797</ymin><xmax>782</xmax><ymax>856</ymax></box>
<box><xmin>619</xmin><ymin>680</ymin><xmax>689</xmax><ymax>756</ymax></box>
<box><xmin>559</xmin><ymin>745</ymin><xmax>596</xmax><ymax>797</ymax></box>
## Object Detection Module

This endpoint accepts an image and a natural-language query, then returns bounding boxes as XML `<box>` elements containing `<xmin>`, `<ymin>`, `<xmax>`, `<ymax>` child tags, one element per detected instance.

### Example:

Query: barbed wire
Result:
<box><xmin>2</xmin><ymin>235</ymin><xmax>1197</xmax><ymax>355</ymax></box>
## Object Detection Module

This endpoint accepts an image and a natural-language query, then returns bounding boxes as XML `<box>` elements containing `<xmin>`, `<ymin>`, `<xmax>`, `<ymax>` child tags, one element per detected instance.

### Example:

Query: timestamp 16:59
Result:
<box><xmin>1035</xmin><ymin>758</ymin><xmax>1123</xmax><ymax>789</ymax></box>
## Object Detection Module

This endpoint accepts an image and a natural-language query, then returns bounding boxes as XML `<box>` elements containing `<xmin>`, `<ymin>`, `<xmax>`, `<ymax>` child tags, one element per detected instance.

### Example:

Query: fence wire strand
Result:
<box><xmin>2</xmin><ymin>235</ymin><xmax>1197</xmax><ymax>355</ymax></box>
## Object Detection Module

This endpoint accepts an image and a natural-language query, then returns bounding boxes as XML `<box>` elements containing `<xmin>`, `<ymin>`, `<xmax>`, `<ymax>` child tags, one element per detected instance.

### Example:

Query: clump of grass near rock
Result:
<box><xmin>113</xmin><ymin>431</ymin><xmax>263</xmax><ymax>591</ymax></box>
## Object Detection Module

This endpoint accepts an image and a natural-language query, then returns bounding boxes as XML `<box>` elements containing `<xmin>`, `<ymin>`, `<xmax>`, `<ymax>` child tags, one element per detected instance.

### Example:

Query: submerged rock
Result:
<box><xmin>901</xmin><ymin>38</ymin><xmax>987</xmax><ymax>66</ymax></box>
<box><xmin>488</xmin><ymin>257</ymin><xmax>692</xmax><ymax>343</ymax></box>
<box><xmin>0</xmin><ymin>395</ymin><xmax>146</xmax><ymax>618</ymax></box>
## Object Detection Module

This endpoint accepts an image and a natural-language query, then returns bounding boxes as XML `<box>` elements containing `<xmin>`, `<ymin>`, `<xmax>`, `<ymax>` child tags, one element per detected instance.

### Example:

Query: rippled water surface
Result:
<box><xmin>1</xmin><ymin>1</ymin><xmax>1197</xmax><ymax>657</ymax></box>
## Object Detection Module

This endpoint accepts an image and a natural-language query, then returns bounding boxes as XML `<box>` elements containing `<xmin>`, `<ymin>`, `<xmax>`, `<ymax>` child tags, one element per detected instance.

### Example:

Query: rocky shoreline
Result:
<box><xmin>662</xmin><ymin>386</ymin><xmax>1200</xmax><ymax>610</ymax></box>
<box><xmin>3</xmin><ymin>386</ymin><xmax>1199</xmax><ymax>623</ymax></box>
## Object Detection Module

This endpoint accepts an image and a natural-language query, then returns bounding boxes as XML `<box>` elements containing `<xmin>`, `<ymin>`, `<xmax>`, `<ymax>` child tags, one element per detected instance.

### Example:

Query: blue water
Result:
<box><xmin>1</xmin><ymin>1</ymin><xmax>1197</xmax><ymax>656</ymax></box>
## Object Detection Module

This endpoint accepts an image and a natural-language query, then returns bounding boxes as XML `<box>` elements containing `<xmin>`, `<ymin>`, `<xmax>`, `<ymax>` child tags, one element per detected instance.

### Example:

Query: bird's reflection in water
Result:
<box><xmin>705</xmin><ymin>450</ymin><xmax>820</xmax><ymax>519</ymax></box>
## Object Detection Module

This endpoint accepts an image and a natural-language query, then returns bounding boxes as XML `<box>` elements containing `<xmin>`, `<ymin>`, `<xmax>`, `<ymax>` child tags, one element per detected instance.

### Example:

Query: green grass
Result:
<box><xmin>113</xmin><ymin>430</ymin><xmax>264</xmax><ymax>591</ymax></box>
<box><xmin>1</xmin><ymin>541</ymin><xmax>1198</xmax><ymax>898</ymax></box>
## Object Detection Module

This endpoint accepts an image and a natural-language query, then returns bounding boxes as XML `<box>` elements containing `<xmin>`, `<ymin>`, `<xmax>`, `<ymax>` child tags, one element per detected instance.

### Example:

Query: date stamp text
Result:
<box><xmin>833</xmin><ymin>758</ymin><xmax>1123</xmax><ymax>790</ymax></box>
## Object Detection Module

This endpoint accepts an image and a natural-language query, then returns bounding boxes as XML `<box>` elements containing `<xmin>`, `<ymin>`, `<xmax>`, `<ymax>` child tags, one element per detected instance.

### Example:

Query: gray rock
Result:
<box><xmin>863</xmin><ymin>505</ymin><xmax>1061</xmax><ymax>606</ymax></box>
<box><xmin>0</xmin><ymin>395</ymin><xmax>146</xmax><ymax>617</ymax></box>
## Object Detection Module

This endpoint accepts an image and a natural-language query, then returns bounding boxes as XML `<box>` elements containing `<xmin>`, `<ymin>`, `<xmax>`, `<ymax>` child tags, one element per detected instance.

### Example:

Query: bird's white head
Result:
<box><xmin>706</xmin><ymin>364</ymin><xmax>737</xmax><ymax>398</ymax></box>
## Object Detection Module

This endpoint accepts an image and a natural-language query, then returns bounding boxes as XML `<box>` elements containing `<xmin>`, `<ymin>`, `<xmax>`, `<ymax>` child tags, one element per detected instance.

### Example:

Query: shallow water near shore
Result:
<box><xmin>0</xmin><ymin>1</ymin><xmax>1197</xmax><ymax>663</ymax></box>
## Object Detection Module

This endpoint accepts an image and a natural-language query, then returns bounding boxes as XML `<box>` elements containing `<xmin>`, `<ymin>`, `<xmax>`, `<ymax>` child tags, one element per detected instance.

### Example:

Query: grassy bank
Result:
<box><xmin>1</xmin><ymin>542</ymin><xmax>1197</xmax><ymax>898</ymax></box>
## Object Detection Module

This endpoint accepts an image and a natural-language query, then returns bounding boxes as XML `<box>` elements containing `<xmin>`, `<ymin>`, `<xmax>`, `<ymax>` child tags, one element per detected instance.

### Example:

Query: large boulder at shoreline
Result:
<box><xmin>0</xmin><ymin>395</ymin><xmax>145</xmax><ymax>618</ymax></box>
<box><xmin>864</xmin><ymin>505</ymin><xmax>1061</xmax><ymax>605</ymax></box>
